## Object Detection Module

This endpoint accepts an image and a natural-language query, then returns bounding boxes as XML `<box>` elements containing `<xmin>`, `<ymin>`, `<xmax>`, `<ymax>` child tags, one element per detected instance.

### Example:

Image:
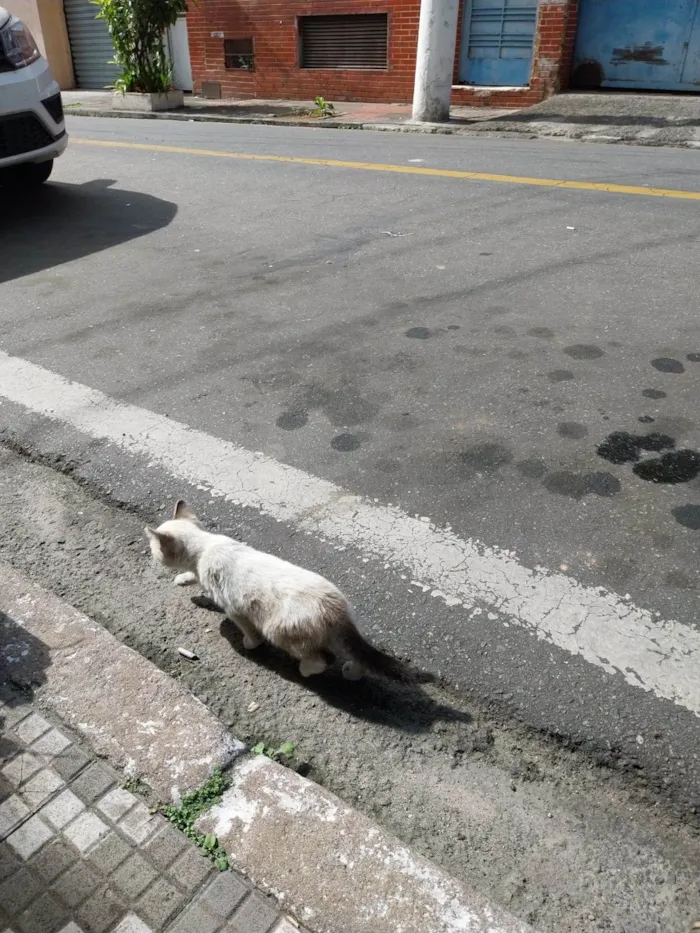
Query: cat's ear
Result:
<box><xmin>173</xmin><ymin>500</ymin><xmax>198</xmax><ymax>522</ymax></box>
<box><xmin>145</xmin><ymin>526</ymin><xmax>170</xmax><ymax>545</ymax></box>
<box><xmin>145</xmin><ymin>527</ymin><xmax>178</xmax><ymax>560</ymax></box>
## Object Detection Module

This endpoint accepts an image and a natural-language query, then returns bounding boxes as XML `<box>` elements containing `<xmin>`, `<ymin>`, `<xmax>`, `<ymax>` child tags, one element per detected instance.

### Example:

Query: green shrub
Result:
<box><xmin>91</xmin><ymin>0</ymin><xmax>190</xmax><ymax>93</ymax></box>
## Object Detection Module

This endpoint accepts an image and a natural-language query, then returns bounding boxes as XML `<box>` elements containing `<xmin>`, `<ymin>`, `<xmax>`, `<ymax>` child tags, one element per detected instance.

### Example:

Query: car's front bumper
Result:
<box><xmin>0</xmin><ymin>109</ymin><xmax>67</xmax><ymax>168</ymax></box>
<box><xmin>0</xmin><ymin>57</ymin><xmax>67</xmax><ymax>170</ymax></box>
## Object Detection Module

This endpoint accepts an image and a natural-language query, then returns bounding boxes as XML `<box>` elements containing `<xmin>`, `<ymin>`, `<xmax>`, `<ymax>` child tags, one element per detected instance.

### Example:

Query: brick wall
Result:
<box><xmin>187</xmin><ymin>0</ymin><xmax>579</xmax><ymax>108</ymax></box>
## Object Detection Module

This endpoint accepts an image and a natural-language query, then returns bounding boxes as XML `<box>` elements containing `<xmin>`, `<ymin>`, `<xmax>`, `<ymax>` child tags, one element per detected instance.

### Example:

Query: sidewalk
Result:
<box><xmin>0</xmin><ymin>560</ymin><xmax>532</xmax><ymax>933</ymax></box>
<box><xmin>62</xmin><ymin>89</ymin><xmax>700</xmax><ymax>149</ymax></box>
<box><xmin>61</xmin><ymin>90</ymin><xmax>516</xmax><ymax>132</ymax></box>
<box><xmin>465</xmin><ymin>90</ymin><xmax>700</xmax><ymax>148</ymax></box>
<box><xmin>0</xmin><ymin>691</ymin><xmax>296</xmax><ymax>933</ymax></box>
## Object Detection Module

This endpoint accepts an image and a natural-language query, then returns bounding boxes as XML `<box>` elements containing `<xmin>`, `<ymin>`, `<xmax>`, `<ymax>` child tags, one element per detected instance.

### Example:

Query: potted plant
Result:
<box><xmin>92</xmin><ymin>0</ymin><xmax>189</xmax><ymax>111</ymax></box>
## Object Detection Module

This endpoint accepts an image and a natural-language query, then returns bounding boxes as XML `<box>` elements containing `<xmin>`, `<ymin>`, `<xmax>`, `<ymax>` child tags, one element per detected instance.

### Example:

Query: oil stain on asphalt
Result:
<box><xmin>597</xmin><ymin>431</ymin><xmax>700</xmax><ymax>484</ymax></box>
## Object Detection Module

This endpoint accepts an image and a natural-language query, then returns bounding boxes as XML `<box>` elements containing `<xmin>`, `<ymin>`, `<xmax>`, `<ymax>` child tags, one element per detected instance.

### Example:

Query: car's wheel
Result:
<box><xmin>16</xmin><ymin>159</ymin><xmax>54</xmax><ymax>186</ymax></box>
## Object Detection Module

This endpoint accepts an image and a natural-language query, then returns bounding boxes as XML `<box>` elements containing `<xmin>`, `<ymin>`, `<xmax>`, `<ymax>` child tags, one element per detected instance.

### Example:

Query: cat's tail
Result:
<box><xmin>337</xmin><ymin>614</ymin><xmax>423</xmax><ymax>684</ymax></box>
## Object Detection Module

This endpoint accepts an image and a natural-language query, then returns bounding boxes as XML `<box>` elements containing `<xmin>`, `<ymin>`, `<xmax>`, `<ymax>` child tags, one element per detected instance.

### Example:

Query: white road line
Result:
<box><xmin>1</xmin><ymin>349</ymin><xmax>699</xmax><ymax>718</ymax></box>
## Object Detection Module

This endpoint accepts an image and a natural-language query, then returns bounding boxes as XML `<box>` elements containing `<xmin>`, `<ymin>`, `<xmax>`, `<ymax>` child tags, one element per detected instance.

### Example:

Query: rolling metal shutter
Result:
<box><xmin>64</xmin><ymin>0</ymin><xmax>119</xmax><ymax>88</ymax></box>
<box><xmin>300</xmin><ymin>14</ymin><xmax>388</xmax><ymax>70</ymax></box>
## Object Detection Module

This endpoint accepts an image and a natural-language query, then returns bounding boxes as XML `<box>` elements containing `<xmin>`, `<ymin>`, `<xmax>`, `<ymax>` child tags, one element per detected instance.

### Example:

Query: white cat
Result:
<box><xmin>145</xmin><ymin>500</ymin><xmax>415</xmax><ymax>682</ymax></box>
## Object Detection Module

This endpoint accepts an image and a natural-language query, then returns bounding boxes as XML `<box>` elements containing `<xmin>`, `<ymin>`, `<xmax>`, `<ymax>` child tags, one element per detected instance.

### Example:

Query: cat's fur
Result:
<box><xmin>145</xmin><ymin>500</ymin><xmax>415</xmax><ymax>682</ymax></box>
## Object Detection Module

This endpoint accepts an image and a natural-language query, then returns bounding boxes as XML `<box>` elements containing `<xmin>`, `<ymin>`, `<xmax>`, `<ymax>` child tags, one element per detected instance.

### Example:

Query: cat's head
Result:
<box><xmin>144</xmin><ymin>500</ymin><xmax>200</xmax><ymax>569</ymax></box>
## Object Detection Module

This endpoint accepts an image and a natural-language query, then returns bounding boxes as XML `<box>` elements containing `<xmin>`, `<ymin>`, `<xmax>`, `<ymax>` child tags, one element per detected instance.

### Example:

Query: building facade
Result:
<box><xmin>186</xmin><ymin>0</ymin><xmax>579</xmax><ymax>108</ymax></box>
<box><xmin>12</xmin><ymin>0</ymin><xmax>700</xmax><ymax>107</ymax></box>
<box><xmin>187</xmin><ymin>0</ymin><xmax>700</xmax><ymax>107</ymax></box>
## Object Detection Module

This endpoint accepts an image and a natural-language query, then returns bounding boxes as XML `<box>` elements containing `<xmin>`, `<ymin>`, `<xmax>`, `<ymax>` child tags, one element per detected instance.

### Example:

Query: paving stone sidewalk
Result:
<box><xmin>0</xmin><ymin>687</ymin><xmax>301</xmax><ymax>933</ymax></box>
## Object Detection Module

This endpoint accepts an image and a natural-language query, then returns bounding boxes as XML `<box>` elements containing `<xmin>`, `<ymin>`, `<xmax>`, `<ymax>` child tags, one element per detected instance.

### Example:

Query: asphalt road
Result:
<box><xmin>2</xmin><ymin>118</ymin><xmax>700</xmax><ymax>831</ymax></box>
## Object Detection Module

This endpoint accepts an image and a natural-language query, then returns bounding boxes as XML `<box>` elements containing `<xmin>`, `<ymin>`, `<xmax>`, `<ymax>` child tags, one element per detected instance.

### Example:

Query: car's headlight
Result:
<box><xmin>0</xmin><ymin>16</ymin><xmax>41</xmax><ymax>69</ymax></box>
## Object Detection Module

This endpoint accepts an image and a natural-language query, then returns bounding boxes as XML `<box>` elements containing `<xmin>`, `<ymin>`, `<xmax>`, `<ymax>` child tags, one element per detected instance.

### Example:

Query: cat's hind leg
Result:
<box><xmin>230</xmin><ymin>614</ymin><xmax>264</xmax><ymax>650</ymax></box>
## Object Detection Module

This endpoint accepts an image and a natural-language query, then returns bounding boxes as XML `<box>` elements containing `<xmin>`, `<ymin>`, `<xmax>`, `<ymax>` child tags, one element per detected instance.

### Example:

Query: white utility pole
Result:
<box><xmin>411</xmin><ymin>0</ymin><xmax>460</xmax><ymax>123</ymax></box>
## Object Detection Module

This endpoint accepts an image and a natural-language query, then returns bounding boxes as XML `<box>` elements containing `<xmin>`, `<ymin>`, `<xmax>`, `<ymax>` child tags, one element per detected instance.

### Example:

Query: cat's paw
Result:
<box><xmin>299</xmin><ymin>656</ymin><xmax>328</xmax><ymax>677</ymax></box>
<box><xmin>342</xmin><ymin>661</ymin><xmax>364</xmax><ymax>681</ymax></box>
<box><xmin>174</xmin><ymin>572</ymin><xmax>197</xmax><ymax>587</ymax></box>
<box><xmin>242</xmin><ymin>633</ymin><xmax>264</xmax><ymax>650</ymax></box>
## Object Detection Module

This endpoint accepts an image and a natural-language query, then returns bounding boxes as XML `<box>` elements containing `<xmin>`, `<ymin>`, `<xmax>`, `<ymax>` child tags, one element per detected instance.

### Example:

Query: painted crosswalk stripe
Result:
<box><xmin>0</xmin><ymin>349</ymin><xmax>698</xmax><ymax>718</ymax></box>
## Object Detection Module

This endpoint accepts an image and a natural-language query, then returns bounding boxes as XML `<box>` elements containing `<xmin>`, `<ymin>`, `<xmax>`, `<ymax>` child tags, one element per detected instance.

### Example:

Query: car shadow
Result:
<box><xmin>0</xmin><ymin>178</ymin><xmax>177</xmax><ymax>284</ymax></box>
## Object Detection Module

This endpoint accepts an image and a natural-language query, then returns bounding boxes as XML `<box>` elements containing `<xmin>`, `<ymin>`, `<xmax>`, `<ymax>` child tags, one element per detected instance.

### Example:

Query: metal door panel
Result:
<box><xmin>572</xmin><ymin>0</ymin><xmax>700</xmax><ymax>91</ymax></box>
<box><xmin>459</xmin><ymin>0</ymin><xmax>538</xmax><ymax>87</ymax></box>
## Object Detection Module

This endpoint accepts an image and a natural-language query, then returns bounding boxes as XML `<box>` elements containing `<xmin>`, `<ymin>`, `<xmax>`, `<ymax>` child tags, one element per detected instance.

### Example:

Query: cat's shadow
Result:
<box><xmin>191</xmin><ymin>597</ymin><xmax>472</xmax><ymax>734</ymax></box>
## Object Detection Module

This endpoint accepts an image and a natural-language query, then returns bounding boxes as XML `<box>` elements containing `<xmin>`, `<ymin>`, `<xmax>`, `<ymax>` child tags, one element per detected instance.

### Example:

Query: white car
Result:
<box><xmin>0</xmin><ymin>5</ymin><xmax>67</xmax><ymax>186</ymax></box>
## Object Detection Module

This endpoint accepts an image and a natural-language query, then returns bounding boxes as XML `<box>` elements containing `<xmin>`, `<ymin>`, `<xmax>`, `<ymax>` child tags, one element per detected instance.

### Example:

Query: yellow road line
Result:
<box><xmin>73</xmin><ymin>137</ymin><xmax>700</xmax><ymax>201</ymax></box>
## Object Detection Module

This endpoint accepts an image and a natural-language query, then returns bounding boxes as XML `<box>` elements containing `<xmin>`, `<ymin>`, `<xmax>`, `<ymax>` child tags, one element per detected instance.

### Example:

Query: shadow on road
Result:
<box><xmin>0</xmin><ymin>178</ymin><xmax>177</xmax><ymax>285</ymax></box>
<box><xmin>1</xmin><ymin>611</ymin><xmax>52</xmax><ymax>799</ymax></box>
<box><xmin>218</xmin><ymin>615</ymin><xmax>471</xmax><ymax>735</ymax></box>
<box><xmin>494</xmin><ymin>111</ymin><xmax>700</xmax><ymax>128</ymax></box>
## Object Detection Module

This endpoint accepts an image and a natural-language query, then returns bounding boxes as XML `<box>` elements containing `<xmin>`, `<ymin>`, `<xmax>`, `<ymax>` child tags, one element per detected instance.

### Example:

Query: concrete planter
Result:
<box><xmin>112</xmin><ymin>90</ymin><xmax>184</xmax><ymax>112</ymax></box>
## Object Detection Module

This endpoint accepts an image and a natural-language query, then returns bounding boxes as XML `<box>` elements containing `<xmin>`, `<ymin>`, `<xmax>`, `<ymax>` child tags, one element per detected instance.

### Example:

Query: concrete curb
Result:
<box><xmin>0</xmin><ymin>560</ymin><xmax>533</xmax><ymax>933</ymax></box>
<box><xmin>196</xmin><ymin>755</ymin><xmax>532</xmax><ymax>933</ymax></box>
<box><xmin>65</xmin><ymin>106</ymin><xmax>458</xmax><ymax>134</ymax></box>
<box><xmin>65</xmin><ymin>105</ymin><xmax>700</xmax><ymax>148</ymax></box>
<box><xmin>0</xmin><ymin>560</ymin><xmax>244</xmax><ymax>802</ymax></box>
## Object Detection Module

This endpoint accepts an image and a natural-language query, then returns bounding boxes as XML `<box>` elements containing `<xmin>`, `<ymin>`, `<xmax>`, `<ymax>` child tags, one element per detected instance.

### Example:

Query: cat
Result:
<box><xmin>145</xmin><ymin>500</ymin><xmax>415</xmax><ymax>682</ymax></box>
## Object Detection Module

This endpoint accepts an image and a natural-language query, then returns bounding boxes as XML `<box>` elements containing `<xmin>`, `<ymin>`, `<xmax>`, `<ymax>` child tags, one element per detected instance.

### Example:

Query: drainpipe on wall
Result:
<box><xmin>411</xmin><ymin>0</ymin><xmax>460</xmax><ymax>122</ymax></box>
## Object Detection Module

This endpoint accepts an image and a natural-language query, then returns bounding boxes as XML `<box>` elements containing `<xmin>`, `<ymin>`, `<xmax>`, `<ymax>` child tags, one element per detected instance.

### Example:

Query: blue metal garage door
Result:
<box><xmin>571</xmin><ymin>0</ymin><xmax>700</xmax><ymax>91</ymax></box>
<box><xmin>458</xmin><ymin>0</ymin><xmax>539</xmax><ymax>87</ymax></box>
